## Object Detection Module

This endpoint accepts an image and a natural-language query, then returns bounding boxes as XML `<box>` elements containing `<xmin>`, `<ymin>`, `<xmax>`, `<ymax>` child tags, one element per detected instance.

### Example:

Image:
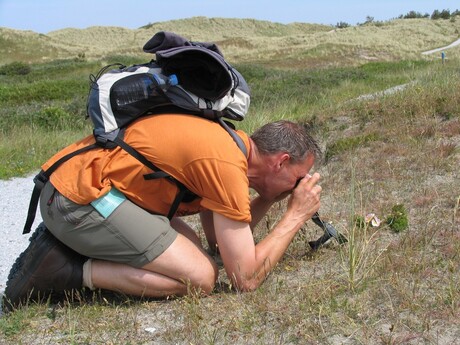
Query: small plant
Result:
<box><xmin>385</xmin><ymin>204</ymin><xmax>409</xmax><ymax>232</ymax></box>
<box><xmin>353</xmin><ymin>213</ymin><xmax>381</xmax><ymax>229</ymax></box>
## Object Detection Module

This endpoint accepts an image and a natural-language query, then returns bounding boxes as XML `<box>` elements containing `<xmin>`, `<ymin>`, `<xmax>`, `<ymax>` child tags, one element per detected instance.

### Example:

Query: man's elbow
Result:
<box><xmin>233</xmin><ymin>277</ymin><xmax>263</xmax><ymax>292</ymax></box>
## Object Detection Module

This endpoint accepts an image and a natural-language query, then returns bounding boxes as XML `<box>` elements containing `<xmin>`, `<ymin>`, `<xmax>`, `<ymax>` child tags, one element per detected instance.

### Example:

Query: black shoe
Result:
<box><xmin>2</xmin><ymin>223</ymin><xmax>87</xmax><ymax>312</ymax></box>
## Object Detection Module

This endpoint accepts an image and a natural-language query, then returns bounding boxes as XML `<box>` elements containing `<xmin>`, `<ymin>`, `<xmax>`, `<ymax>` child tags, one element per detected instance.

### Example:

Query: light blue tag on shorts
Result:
<box><xmin>90</xmin><ymin>187</ymin><xmax>126</xmax><ymax>218</ymax></box>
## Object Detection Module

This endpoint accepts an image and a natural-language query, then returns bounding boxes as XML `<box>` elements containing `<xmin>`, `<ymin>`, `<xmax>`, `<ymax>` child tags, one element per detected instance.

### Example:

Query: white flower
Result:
<box><xmin>365</xmin><ymin>213</ymin><xmax>381</xmax><ymax>227</ymax></box>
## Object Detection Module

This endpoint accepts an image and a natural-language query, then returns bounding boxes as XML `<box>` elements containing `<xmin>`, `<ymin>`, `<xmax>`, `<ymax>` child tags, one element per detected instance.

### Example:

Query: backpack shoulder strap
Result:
<box><xmin>112</xmin><ymin>134</ymin><xmax>193</xmax><ymax>219</ymax></box>
<box><xmin>22</xmin><ymin>143</ymin><xmax>99</xmax><ymax>234</ymax></box>
<box><xmin>216</xmin><ymin>117</ymin><xmax>248</xmax><ymax>157</ymax></box>
<box><xmin>111</xmin><ymin>134</ymin><xmax>170</xmax><ymax>180</ymax></box>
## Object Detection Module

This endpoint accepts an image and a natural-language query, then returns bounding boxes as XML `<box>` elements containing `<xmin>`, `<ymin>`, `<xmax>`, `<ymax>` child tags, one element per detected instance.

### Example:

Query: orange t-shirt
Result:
<box><xmin>43</xmin><ymin>114</ymin><xmax>251</xmax><ymax>222</ymax></box>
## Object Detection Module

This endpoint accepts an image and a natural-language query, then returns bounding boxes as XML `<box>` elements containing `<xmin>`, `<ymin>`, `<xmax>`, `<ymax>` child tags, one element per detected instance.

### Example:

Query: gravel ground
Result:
<box><xmin>0</xmin><ymin>173</ymin><xmax>43</xmax><ymax>294</ymax></box>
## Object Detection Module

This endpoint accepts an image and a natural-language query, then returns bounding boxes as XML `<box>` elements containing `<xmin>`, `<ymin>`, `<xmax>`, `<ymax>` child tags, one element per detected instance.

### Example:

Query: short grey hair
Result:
<box><xmin>250</xmin><ymin>120</ymin><xmax>322</xmax><ymax>164</ymax></box>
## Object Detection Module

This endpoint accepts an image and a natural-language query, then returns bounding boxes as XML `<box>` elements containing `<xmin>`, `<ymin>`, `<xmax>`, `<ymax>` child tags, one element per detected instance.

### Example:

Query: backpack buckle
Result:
<box><xmin>33</xmin><ymin>171</ymin><xmax>48</xmax><ymax>189</ymax></box>
<box><xmin>95</xmin><ymin>135</ymin><xmax>118</xmax><ymax>149</ymax></box>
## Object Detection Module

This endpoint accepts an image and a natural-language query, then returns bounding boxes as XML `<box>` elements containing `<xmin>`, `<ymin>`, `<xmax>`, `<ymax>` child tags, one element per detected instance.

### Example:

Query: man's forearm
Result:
<box><xmin>245</xmin><ymin>211</ymin><xmax>306</xmax><ymax>290</ymax></box>
<box><xmin>214</xmin><ymin>210</ymin><xmax>304</xmax><ymax>292</ymax></box>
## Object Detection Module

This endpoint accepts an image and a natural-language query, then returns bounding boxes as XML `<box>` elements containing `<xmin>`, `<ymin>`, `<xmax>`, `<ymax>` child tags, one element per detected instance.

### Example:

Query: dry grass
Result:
<box><xmin>2</xmin><ymin>62</ymin><xmax>459</xmax><ymax>344</ymax></box>
<box><xmin>1</xmin><ymin>17</ymin><xmax>459</xmax><ymax>67</ymax></box>
<box><xmin>1</xmin><ymin>16</ymin><xmax>460</xmax><ymax>345</ymax></box>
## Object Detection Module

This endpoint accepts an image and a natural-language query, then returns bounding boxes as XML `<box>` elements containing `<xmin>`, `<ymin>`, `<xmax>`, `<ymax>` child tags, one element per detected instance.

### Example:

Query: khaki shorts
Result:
<box><xmin>40</xmin><ymin>182</ymin><xmax>177</xmax><ymax>268</ymax></box>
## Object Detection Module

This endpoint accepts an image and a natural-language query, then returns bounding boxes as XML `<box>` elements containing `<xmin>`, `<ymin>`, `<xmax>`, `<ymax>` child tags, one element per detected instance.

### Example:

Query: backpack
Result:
<box><xmin>22</xmin><ymin>31</ymin><xmax>251</xmax><ymax>234</ymax></box>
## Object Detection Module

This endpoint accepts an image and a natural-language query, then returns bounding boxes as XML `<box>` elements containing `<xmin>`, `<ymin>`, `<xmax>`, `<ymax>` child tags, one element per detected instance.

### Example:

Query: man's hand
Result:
<box><xmin>286</xmin><ymin>172</ymin><xmax>322</xmax><ymax>227</ymax></box>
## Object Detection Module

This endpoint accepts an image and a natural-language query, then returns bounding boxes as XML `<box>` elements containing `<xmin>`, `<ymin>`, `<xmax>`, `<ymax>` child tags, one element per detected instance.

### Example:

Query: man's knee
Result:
<box><xmin>191</xmin><ymin>257</ymin><xmax>218</xmax><ymax>295</ymax></box>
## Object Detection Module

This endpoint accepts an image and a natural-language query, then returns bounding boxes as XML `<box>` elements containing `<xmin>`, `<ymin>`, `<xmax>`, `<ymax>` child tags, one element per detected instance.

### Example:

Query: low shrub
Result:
<box><xmin>385</xmin><ymin>204</ymin><xmax>409</xmax><ymax>232</ymax></box>
<box><xmin>0</xmin><ymin>62</ymin><xmax>31</xmax><ymax>76</ymax></box>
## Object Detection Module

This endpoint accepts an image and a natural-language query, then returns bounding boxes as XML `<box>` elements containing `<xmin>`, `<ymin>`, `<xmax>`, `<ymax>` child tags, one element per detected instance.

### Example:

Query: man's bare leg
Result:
<box><xmin>90</xmin><ymin>233</ymin><xmax>218</xmax><ymax>297</ymax></box>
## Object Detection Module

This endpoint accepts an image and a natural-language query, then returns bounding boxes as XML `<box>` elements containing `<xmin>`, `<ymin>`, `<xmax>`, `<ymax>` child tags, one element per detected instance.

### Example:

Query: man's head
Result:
<box><xmin>248</xmin><ymin>120</ymin><xmax>321</xmax><ymax>200</ymax></box>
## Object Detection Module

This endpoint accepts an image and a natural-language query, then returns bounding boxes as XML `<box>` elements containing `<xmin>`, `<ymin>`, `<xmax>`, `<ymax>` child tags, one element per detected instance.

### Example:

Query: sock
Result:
<box><xmin>82</xmin><ymin>259</ymin><xmax>95</xmax><ymax>290</ymax></box>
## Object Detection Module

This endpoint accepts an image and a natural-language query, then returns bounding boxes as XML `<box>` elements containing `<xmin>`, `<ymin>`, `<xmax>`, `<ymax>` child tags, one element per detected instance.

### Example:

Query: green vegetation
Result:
<box><xmin>1</xmin><ymin>17</ymin><xmax>459</xmax><ymax>344</ymax></box>
<box><xmin>0</xmin><ymin>58</ymin><xmax>432</xmax><ymax>178</ymax></box>
<box><xmin>325</xmin><ymin>133</ymin><xmax>380</xmax><ymax>162</ymax></box>
<box><xmin>385</xmin><ymin>204</ymin><xmax>409</xmax><ymax>232</ymax></box>
<box><xmin>0</xmin><ymin>57</ymin><xmax>146</xmax><ymax>178</ymax></box>
<box><xmin>398</xmin><ymin>8</ymin><xmax>460</xmax><ymax>20</ymax></box>
<box><xmin>0</xmin><ymin>62</ymin><xmax>31</xmax><ymax>76</ymax></box>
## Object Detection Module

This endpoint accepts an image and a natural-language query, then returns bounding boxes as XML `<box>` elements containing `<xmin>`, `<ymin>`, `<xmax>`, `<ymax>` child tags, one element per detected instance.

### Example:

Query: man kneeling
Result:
<box><xmin>3</xmin><ymin>116</ymin><xmax>322</xmax><ymax>310</ymax></box>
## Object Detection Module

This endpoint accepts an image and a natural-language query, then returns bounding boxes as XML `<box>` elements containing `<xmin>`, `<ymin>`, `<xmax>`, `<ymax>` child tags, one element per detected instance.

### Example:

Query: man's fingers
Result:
<box><xmin>313</xmin><ymin>184</ymin><xmax>322</xmax><ymax>195</ymax></box>
<box><xmin>300</xmin><ymin>172</ymin><xmax>320</xmax><ymax>189</ymax></box>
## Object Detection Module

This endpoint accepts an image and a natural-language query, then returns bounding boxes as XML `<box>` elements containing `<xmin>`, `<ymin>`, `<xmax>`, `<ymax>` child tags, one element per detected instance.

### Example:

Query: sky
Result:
<box><xmin>0</xmin><ymin>0</ymin><xmax>459</xmax><ymax>34</ymax></box>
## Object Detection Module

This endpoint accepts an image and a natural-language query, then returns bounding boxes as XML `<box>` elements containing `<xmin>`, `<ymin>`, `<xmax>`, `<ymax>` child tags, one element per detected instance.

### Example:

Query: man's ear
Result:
<box><xmin>275</xmin><ymin>153</ymin><xmax>290</xmax><ymax>171</ymax></box>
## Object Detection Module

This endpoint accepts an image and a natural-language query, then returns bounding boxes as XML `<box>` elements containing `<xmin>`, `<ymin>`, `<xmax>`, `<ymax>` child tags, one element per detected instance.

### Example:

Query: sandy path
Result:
<box><xmin>421</xmin><ymin>38</ymin><xmax>460</xmax><ymax>55</ymax></box>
